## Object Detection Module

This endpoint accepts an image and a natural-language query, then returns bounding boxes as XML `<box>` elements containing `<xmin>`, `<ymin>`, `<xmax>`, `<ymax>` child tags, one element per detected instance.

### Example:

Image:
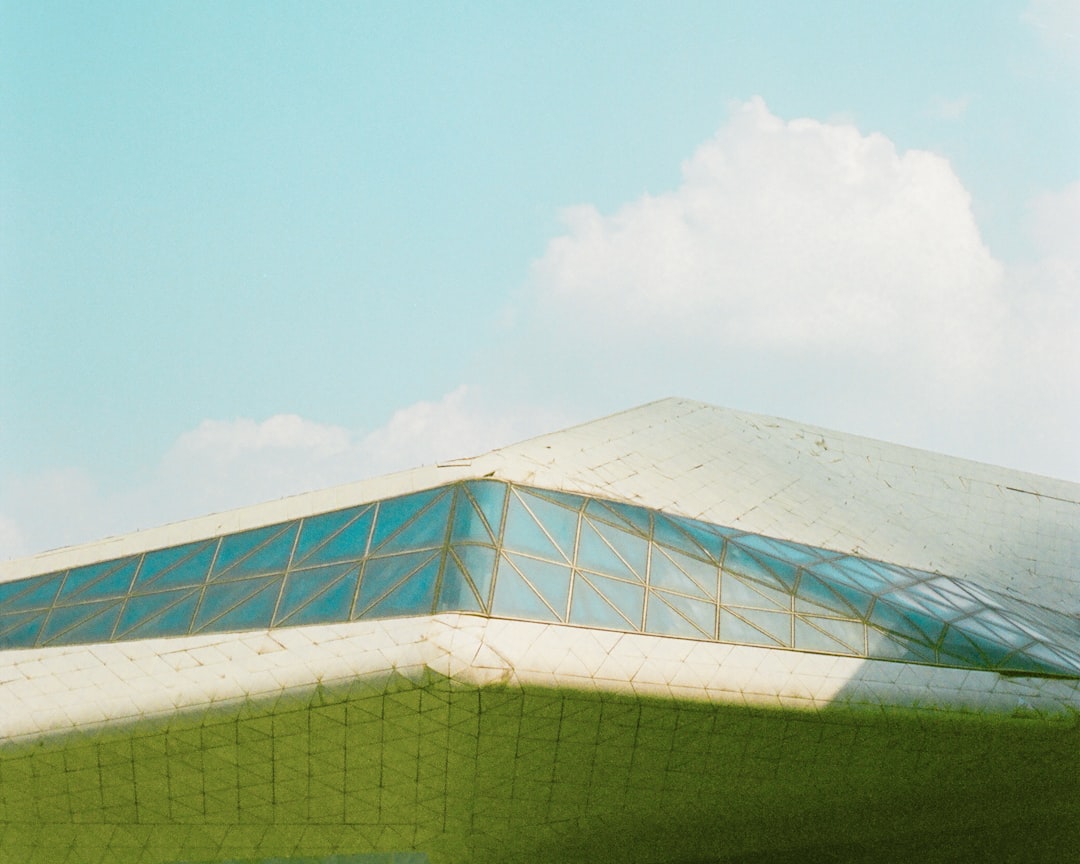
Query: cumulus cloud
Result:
<box><xmin>534</xmin><ymin>98</ymin><xmax>1004</xmax><ymax>371</ymax></box>
<box><xmin>0</xmin><ymin>387</ymin><xmax>555</xmax><ymax>559</ymax></box>
<box><xmin>524</xmin><ymin>98</ymin><xmax>1077</xmax><ymax>477</ymax></box>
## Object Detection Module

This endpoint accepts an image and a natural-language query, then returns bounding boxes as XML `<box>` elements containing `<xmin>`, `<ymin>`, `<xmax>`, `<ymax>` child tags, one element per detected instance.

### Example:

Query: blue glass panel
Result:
<box><xmin>40</xmin><ymin>600</ymin><xmax>124</xmax><ymax>645</ymax></box>
<box><xmin>649</xmin><ymin>546</ymin><xmax>716</xmax><ymax>599</ymax></box>
<box><xmin>133</xmin><ymin>540</ymin><xmax>217</xmax><ymax>593</ymax></box>
<box><xmin>796</xmin><ymin>571</ymin><xmax>871</xmax><ymax>618</ymax></box>
<box><xmin>868</xmin><ymin>598</ymin><xmax>933</xmax><ymax>645</ymax></box>
<box><xmin>0</xmin><ymin>611</ymin><xmax>47</xmax><ymax>648</ymax></box>
<box><xmin>368</xmin><ymin>488</ymin><xmax>441</xmax><ymax>551</ymax></box>
<box><xmin>670</xmin><ymin>516</ymin><xmax>728</xmax><ymax>563</ymax></box>
<box><xmin>527</xmin><ymin>486</ymin><xmax>588</xmax><ymax>510</ymax></box>
<box><xmin>293</xmin><ymin>506</ymin><xmax>374</xmax><ymax>568</ymax></box>
<box><xmin>577</xmin><ymin>517</ymin><xmax>645</xmax><ymax>583</ymax></box>
<box><xmin>1019</xmin><ymin>641</ymin><xmax>1080</xmax><ymax>676</ymax></box>
<box><xmin>0</xmin><ymin>573</ymin><xmax>63</xmax><ymax>612</ymax></box>
<box><xmin>517</xmin><ymin>488</ymin><xmax>579</xmax><ymax>560</ymax></box>
<box><xmin>584</xmin><ymin>498</ymin><xmax>652</xmax><ymax>538</ymax></box>
<box><xmin>361</xmin><ymin>556</ymin><xmax>441</xmax><ymax>619</ymax></box>
<box><xmin>115</xmin><ymin>589</ymin><xmax>200</xmax><ymax>639</ymax></box>
<box><xmin>211</xmin><ymin>523</ymin><xmax>297</xmax><ymax>581</ymax></box>
<box><xmin>57</xmin><ymin>558</ymin><xmax>139</xmax><ymax>604</ymax></box>
<box><xmin>118</xmin><ymin>590</ymin><xmax>201</xmax><ymax>640</ymax></box>
<box><xmin>951</xmin><ymin>615</ymin><xmax>1033</xmax><ymax>651</ymax></box>
<box><xmin>646</xmin><ymin>592</ymin><xmax>707</xmax><ymax>639</ymax></box>
<box><xmin>719</xmin><ymin>608</ymin><xmax>788</xmax><ymax>647</ymax></box>
<box><xmin>795</xmin><ymin>616</ymin><xmax>864</xmax><ymax>655</ymax></box>
<box><xmin>469</xmin><ymin>480</ymin><xmax>508</xmax><ymax>540</ymax></box>
<box><xmin>721</xmin><ymin>574</ymin><xmax>789</xmax><ymax>611</ymax></box>
<box><xmin>812</xmin><ymin>558</ymin><xmax>897</xmax><ymax>596</ymax></box>
<box><xmin>375</xmin><ymin>488</ymin><xmax>452</xmax><ymax>555</ymax></box>
<box><xmin>491</xmin><ymin>555</ymin><xmax>564</xmax><ymax>622</ymax></box>
<box><xmin>652</xmin><ymin>514</ymin><xmax>710</xmax><ymax>560</ymax></box>
<box><xmin>451</xmin><ymin>543</ymin><xmax>497</xmax><ymax>610</ymax></box>
<box><xmin>503</xmin><ymin>494</ymin><xmax>571</xmax><ymax>563</ymax></box>
<box><xmin>505</xmin><ymin>553</ymin><xmax>572</xmax><ymax>620</ymax></box>
<box><xmin>355</xmin><ymin>550</ymin><xmax>441</xmax><ymax>616</ymax></box>
<box><xmin>866</xmin><ymin>629</ymin><xmax>935</xmax><ymax>662</ymax></box>
<box><xmin>435</xmin><ymin>554</ymin><xmax>484</xmax><ymax>614</ymax></box>
<box><xmin>193</xmin><ymin>576</ymin><xmax>282</xmax><ymax>632</ymax></box>
<box><xmin>650</xmin><ymin>589</ymin><xmax>714</xmax><ymax>638</ymax></box>
<box><xmin>275</xmin><ymin>563</ymin><xmax>359</xmax><ymax>627</ymax></box>
<box><xmin>731</xmin><ymin>533</ymin><xmax>832</xmax><ymax>568</ymax></box>
<box><xmin>943</xmin><ymin>628</ymin><xmax>1014</xmax><ymax>668</ymax></box>
<box><xmin>722</xmin><ymin>543</ymin><xmax>799</xmax><ymax>593</ymax></box>
<box><xmin>570</xmin><ymin>574</ymin><xmax>635</xmax><ymax>630</ymax></box>
<box><xmin>451</xmin><ymin>488</ymin><xmax>490</xmax><ymax>545</ymax></box>
<box><xmin>587</xmin><ymin>572</ymin><xmax>645</xmax><ymax>627</ymax></box>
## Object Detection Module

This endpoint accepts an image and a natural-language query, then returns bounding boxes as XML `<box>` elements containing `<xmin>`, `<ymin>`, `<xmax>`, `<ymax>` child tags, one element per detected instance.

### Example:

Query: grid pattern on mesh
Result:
<box><xmin>1</xmin><ymin>480</ymin><xmax>1077</xmax><ymax>676</ymax></box>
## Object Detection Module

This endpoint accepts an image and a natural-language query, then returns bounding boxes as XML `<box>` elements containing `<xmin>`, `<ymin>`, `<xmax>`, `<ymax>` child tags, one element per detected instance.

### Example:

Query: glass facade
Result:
<box><xmin>1</xmin><ymin>480</ymin><xmax>1078</xmax><ymax>677</ymax></box>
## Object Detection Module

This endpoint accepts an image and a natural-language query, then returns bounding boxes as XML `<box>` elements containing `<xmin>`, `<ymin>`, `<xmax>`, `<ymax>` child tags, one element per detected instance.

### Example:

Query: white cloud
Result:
<box><xmin>0</xmin><ymin>387</ymin><xmax>556</xmax><ymax>560</ymax></box>
<box><xmin>534</xmin><ymin>98</ymin><xmax>1005</xmax><ymax>373</ymax></box>
<box><xmin>524</xmin><ymin>98</ymin><xmax>1077</xmax><ymax>478</ymax></box>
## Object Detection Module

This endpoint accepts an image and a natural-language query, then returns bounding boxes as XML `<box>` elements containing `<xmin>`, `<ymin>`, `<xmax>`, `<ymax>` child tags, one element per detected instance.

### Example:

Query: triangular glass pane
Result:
<box><xmin>526</xmin><ymin>486</ymin><xmax>587</xmax><ymax>510</ymax></box>
<box><xmin>451</xmin><ymin>488</ymin><xmax>491</xmax><ymax>545</ymax></box>
<box><xmin>361</xmin><ymin>555</ymin><xmax>441</xmax><ymax>619</ymax></box>
<box><xmin>719</xmin><ymin>608</ymin><xmax>787</xmax><ymax>648</ymax></box>
<box><xmin>0</xmin><ymin>611</ymin><xmax>47</xmax><ymax>648</ymax></box>
<box><xmin>737</xmin><ymin>606</ymin><xmax>792</xmax><ymax>646</ymax></box>
<box><xmin>866</xmin><ymin>629</ymin><xmax>934</xmax><ymax>663</ymax></box>
<box><xmin>796</xmin><ymin>571</ymin><xmax>871</xmax><ymax>618</ymax></box>
<box><xmin>451</xmin><ymin>543</ymin><xmax>497</xmax><ymax>610</ymax></box>
<box><xmin>570</xmin><ymin>574</ymin><xmax>634</xmax><ymax>630</ymax></box>
<box><xmin>939</xmin><ymin>628</ymin><xmax>1011</xmax><ymax>668</ymax></box>
<box><xmin>651</xmin><ymin>546</ymin><xmax>717</xmax><ymax>599</ymax></box>
<box><xmin>731</xmin><ymin>533</ymin><xmax>829</xmax><ymax>568</ymax></box>
<box><xmin>118</xmin><ymin>590</ymin><xmax>201</xmax><ymax>640</ymax></box>
<box><xmin>505</xmin><ymin>553</ymin><xmax>572</xmax><ymax>620</ymax></box>
<box><xmin>368</xmin><ymin>487</ymin><xmax>441</xmax><ymax>551</ymax></box>
<box><xmin>435</xmin><ymin>554</ymin><xmax>483</xmax><ymax>614</ymax></box>
<box><xmin>721</xmin><ymin>573</ymin><xmax>789</xmax><ymax>611</ymax></box>
<box><xmin>41</xmin><ymin>600</ymin><xmax>124</xmax><ymax>646</ymax></box>
<box><xmin>468</xmin><ymin>480</ymin><xmax>509</xmax><ymax>540</ymax></box>
<box><xmin>58</xmin><ymin>558</ymin><xmax>139</xmax><ymax>604</ymax></box>
<box><xmin>275</xmin><ymin>563</ymin><xmax>359</xmax><ymax>627</ymax></box>
<box><xmin>0</xmin><ymin>573</ymin><xmax>63</xmax><ymax>612</ymax></box>
<box><xmin>577</xmin><ymin>517</ymin><xmax>644</xmax><ymax>583</ymax></box>
<box><xmin>133</xmin><ymin>540</ymin><xmax>217</xmax><ymax>593</ymax></box>
<box><xmin>952</xmin><ymin>614</ymin><xmax>1030</xmax><ymax>650</ymax></box>
<box><xmin>722</xmin><ymin>543</ymin><xmax>798</xmax><ymax>593</ymax></box>
<box><xmin>491</xmin><ymin>555</ymin><xmax>563</xmax><ymax>622</ymax></box>
<box><xmin>586</xmin><ymin>572</ymin><xmax>644</xmax><ymax>628</ymax></box>
<box><xmin>293</xmin><ymin>505</ymin><xmax>374</xmax><ymax>568</ymax></box>
<box><xmin>652</xmin><ymin>514</ymin><xmax>710</xmax><ymax>560</ymax></box>
<box><xmin>671</xmin><ymin>516</ymin><xmax>728</xmax><ymax>563</ymax></box>
<box><xmin>355</xmin><ymin>550</ymin><xmax>440</xmax><ymax>616</ymax></box>
<box><xmin>502</xmin><ymin>494</ymin><xmax>569</xmax><ymax>563</ymax></box>
<box><xmin>795</xmin><ymin>615</ymin><xmax>864</xmax><ymax>655</ymax></box>
<box><xmin>194</xmin><ymin>576</ymin><xmax>282</xmax><ymax>632</ymax></box>
<box><xmin>517</xmin><ymin>489</ymin><xmax>579</xmax><ymax>560</ymax></box>
<box><xmin>653</xmin><ymin>589</ymin><xmax>714</xmax><ymax>638</ymax></box>
<box><xmin>646</xmin><ymin>592</ymin><xmax>709</xmax><ymax>639</ymax></box>
<box><xmin>584</xmin><ymin>498</ymin><xmax>652</xmax><ymax>538</ymax></box>
<box><xmin>374</xmin><ymin>488</ymin><xmax>452</xmax><ymax>555</ymax></box>
<box><xmin>1019</xmin><ymin>641</ymin><xmax>1080</xmax><ymax>676</ymax></box>
<box><xmin>813</xmin><ymin>558</ymin><xmax>896</xmax><ymax>596</ymax></box>
<box><xmin>211</xmin><ymin>523</ymin><xmax>297</xmax><ymax>581</ymax></box>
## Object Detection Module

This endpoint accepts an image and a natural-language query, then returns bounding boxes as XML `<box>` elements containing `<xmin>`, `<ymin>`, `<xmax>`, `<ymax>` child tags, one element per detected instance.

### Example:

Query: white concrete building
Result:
<box><xmin>1</xmin><ymin>399</ymin><xmax>1078</xmax><ymax>863</ymax></box>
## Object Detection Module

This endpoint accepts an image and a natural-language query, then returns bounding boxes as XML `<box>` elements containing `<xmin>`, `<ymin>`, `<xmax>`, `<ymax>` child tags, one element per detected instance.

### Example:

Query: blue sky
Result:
<box><xmin>2</xmin><ymin>1</ymin><xmax>1078</xmax><ymax>557</ymax></box>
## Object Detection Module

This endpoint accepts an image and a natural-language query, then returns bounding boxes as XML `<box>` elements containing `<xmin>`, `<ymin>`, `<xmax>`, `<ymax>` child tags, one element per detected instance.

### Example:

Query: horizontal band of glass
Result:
<box><xmin>1</xmin><ymin>479</ymin><xmax>1077</xmax><ymax>678</ymax></box>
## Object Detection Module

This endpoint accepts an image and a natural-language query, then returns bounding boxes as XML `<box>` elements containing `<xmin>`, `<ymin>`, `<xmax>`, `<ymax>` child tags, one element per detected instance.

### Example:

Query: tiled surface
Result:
<box><xmin>2</xmin><ymin>615</ymin><xmax>1078</xmax><ymax>746</ymax></box>
<box><xmin>1</xmin><ymin>616</ymin><xmax>1078</xmax><ymax>863</ymax></box>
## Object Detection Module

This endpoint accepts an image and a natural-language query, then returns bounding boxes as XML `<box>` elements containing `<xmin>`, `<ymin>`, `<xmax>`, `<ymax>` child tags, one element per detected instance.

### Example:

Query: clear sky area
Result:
<box><xmin>2</xmin><ymin>1</ymin><xmax>1078</xmax><ymax>558</ymax></box>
